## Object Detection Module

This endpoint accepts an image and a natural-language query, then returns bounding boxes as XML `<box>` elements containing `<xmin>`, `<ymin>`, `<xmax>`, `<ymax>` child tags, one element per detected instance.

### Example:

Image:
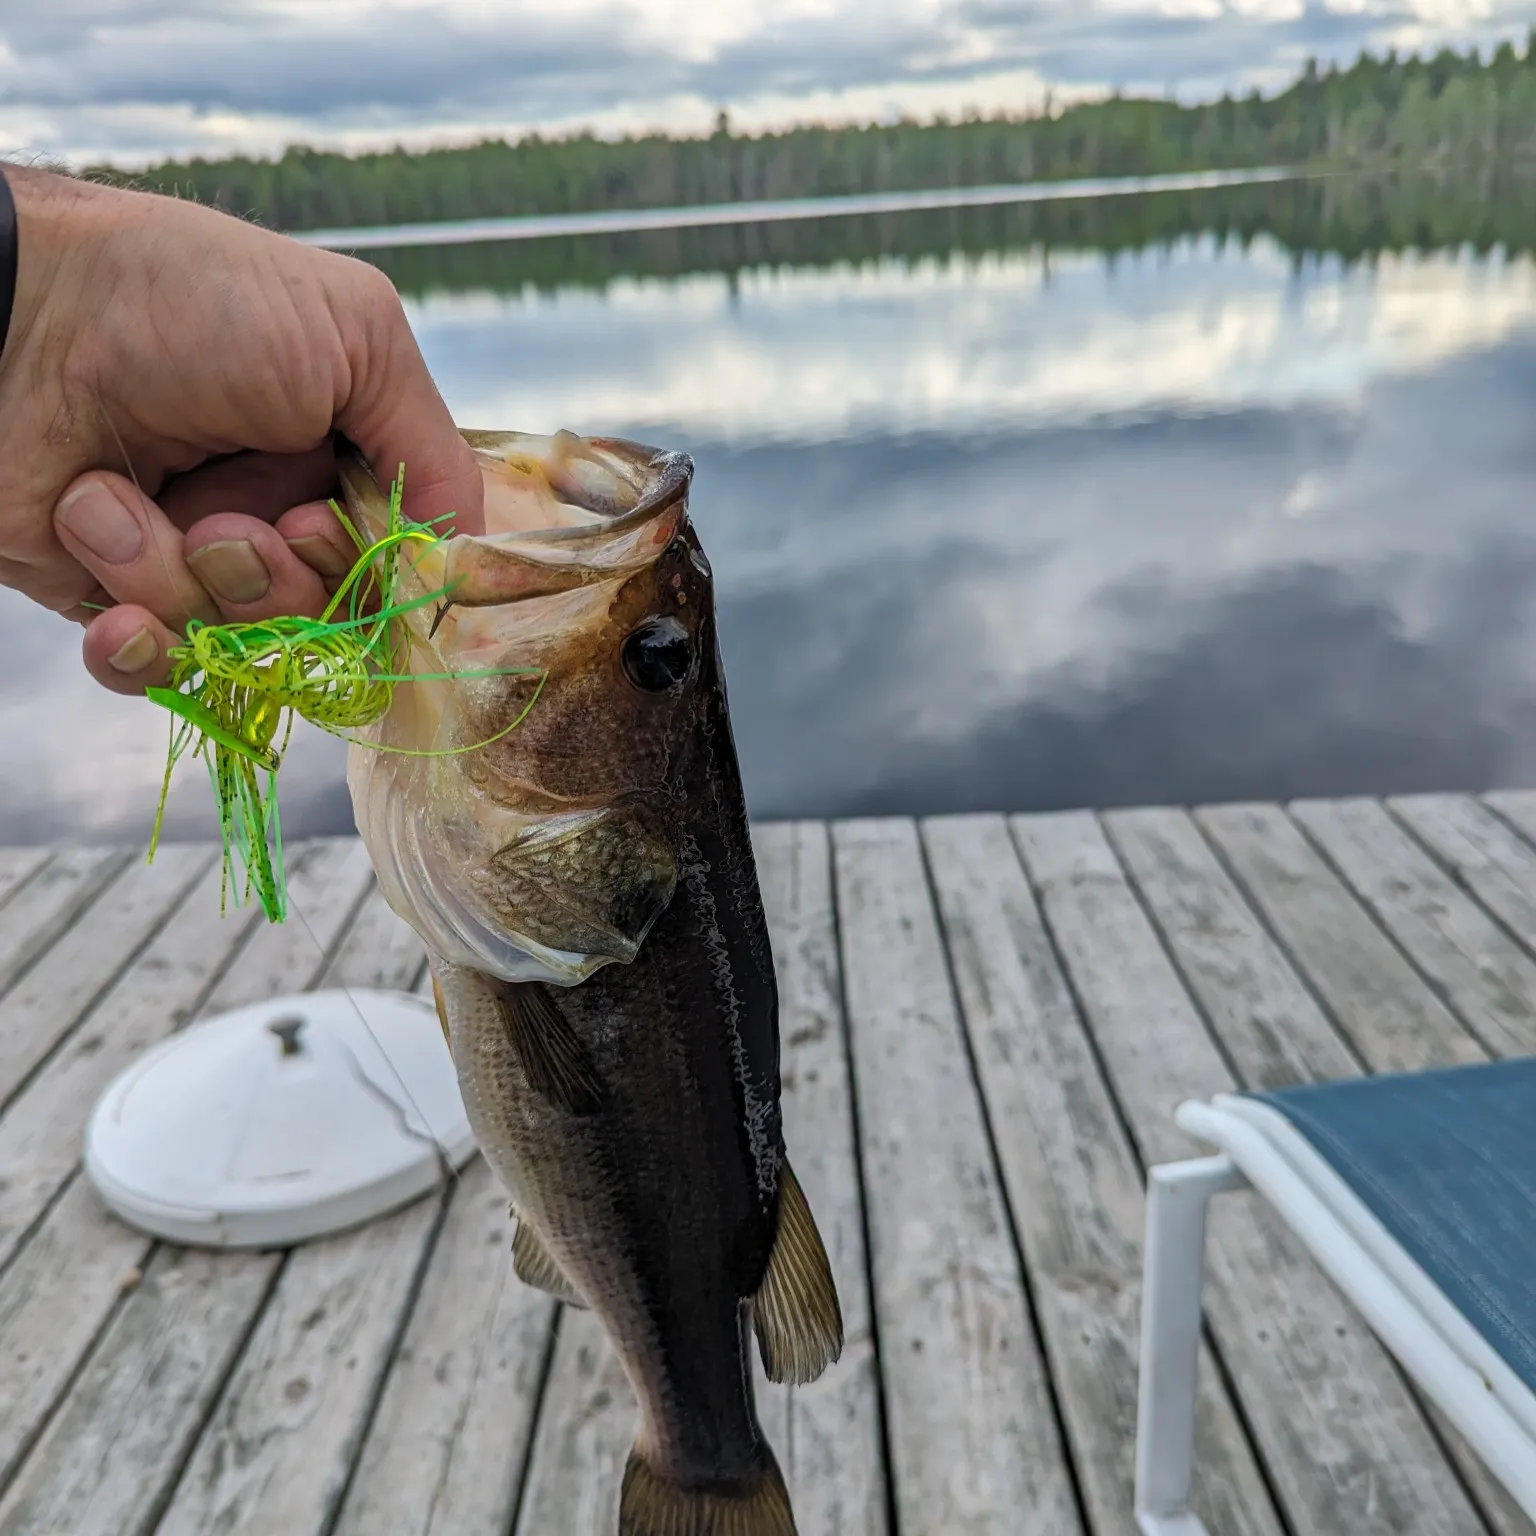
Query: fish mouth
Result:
<box><xmin>342</xmin><ymin>430</ymin><xmax>693</xmax><ymax>617</ymax></box>
<box><xmin>341</xmin><ymin>430</ymin><xmax>692</xmax><ymax>986</ymax></box>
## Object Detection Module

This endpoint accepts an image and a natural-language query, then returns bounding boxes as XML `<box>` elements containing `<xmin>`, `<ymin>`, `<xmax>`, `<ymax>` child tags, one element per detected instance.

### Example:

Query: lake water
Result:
<box><xmin>13</xmin><ymin>172</ymin><xmax>1536</xmax><ymax>846</ymax></box>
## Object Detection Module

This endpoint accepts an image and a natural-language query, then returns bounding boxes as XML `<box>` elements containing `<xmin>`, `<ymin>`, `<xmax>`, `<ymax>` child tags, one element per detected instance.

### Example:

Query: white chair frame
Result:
<box><xmin>1134</xmin><ymin>1094</ymin><xmax>1536</xmax><ymax>1535</ymax></box>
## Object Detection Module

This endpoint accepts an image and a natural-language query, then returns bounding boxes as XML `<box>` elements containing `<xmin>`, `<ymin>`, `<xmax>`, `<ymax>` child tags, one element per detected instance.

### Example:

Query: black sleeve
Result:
<box><xmin>0</xmin><ymin>167</ymin><xmax>16</xmax><ymax>363</ymax></box>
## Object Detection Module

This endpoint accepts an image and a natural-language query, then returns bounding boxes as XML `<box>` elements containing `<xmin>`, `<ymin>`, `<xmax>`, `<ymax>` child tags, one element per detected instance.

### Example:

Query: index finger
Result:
<box><xmin>330</xmin><ymin>263</ymin><xmax>484</xmax><ymax>538</ymax></box>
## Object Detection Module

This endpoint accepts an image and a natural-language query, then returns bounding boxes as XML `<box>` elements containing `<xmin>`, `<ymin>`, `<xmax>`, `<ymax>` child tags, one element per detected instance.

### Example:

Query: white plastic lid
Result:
<box><xmin>84</xmin><ymin>988</ymin><xmax>476</xmax><ymax>1249</ymax></box>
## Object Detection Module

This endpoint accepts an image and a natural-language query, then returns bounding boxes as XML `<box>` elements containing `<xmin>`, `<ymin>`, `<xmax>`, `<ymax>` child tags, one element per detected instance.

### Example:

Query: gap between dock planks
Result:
<box><xmin>1012</xmin><ymin>808</ymin><xmax>1490</xmax><ymax>1536</ymax></box>
<box><xmin>0</xmin><ymin>841</ymin><xmax>385</xmax><ymax>1536</ymax></box>
<box><xmin>752</xmin><ymin>822</ymin><xmax>885</xmax><ymax>1535</ymax></box>
<box><xmin>0</xmin><ymin>850</ymin><xmax>267</xmax><ymax>1493</ymax></box>
<box><xmin>513</xmin><ymin>820</ymin><xmax>888</xmax><ymax>1536</ymax></box>
<box><xmin>0</xmin><ymin>844</ymin><xmax>212</xmax><ymax>1119</ymax></box>
<box><xmin>920</xmin><ymin>813</ymin><xmax>1282</xmax><ymax>1536</ymax></box>
<box><xmin>1290</xmin><ymin>796</ymin><xmax>1536</xmax><ymax>1059</ymax></box>
<box><xmin>0</xmin><ymin>794</ymin><xmax>1531</xmax><ymax>1536</ymax></box>
<box><xmin>1112</xmin><ymin>803</ymin><xmax>1535</xmax><ymax>1536</ymax></box>
<box><xmin>152</xmin><ymin>875</ymin><xmax>439</xmax><ymax>1536</ymax></box>
<box><xmin>331</xmin><ymin>1153</ymin><xmax>556</xmax><ymax>1536</ymax></box>
<box><xmin>0</xmin><ymin>847</ymin><xmax>134</xmax><ymax>1020</ymax></box>
<box><xmin>1194</xmin><ymin>798</ymin><xmax>1536</xmax><ymax>1536</ymax></box>
<box><xmin>832</xmin><ymin>817</ymin><xmax>1081</xmax><ymax>1536</ymax></box>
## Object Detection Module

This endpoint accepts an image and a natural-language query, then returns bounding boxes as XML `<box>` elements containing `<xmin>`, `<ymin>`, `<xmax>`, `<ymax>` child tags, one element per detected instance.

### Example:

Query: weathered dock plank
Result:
<box><xmin>1012</xmin><ymin>808</ymin><xmax>1490</xmax><ymax>1536</ymax></box>
<box><xmin>1114</xmin><ymin>803</ymin><xmax>1536</xmax><ymax>1536</ymax></box>
<box><xmin>0</xmin><ymin>844</ymin><xmax>379</xmax><ymax>1532</ymax></box>
<box><xmin>333</xmin><ymin>1155</ymin><xmax>555</xmax><ymax>1536</ymax></box>
<box><xmin>833</xmin><ymin>817</ymin><xmax>1082</xmax><ymax>1536</ymax></box>
<box><xmin>1195</xmin><ymin>802</ymin><xmax>1485</xmax><ymax>1072</ymax></box>
<box><xmin>923</xmin><ymin>812</ymin><xmax>1283</xmax><ymax>1536</ymax></box>
<box><xmin>1393</xmin><ymin>792</ymin><xmax>1536</xmax><ymax>950</ymax></box>
<box><xmin>0</xmin><ymin>846</ymin><xmax>131</xmax><ymax>1007</ymax></box>
<box><xmin>152</xmin><ymin>886</ymin><xmax>435</xmax><ymax>1536</ymax></box>
<box><xmin>0</xmin><ymin>852</ymin><xmax>266</xmax><ymax>1489</ymax></box>
<box><xmin>156</xmin><ymin>1199</ymin><xmax>442</xmax><ymax>1536</ymax></box>
<box><xmin>0</xmin><ymin>853</ymin><xmax>258</xmax><ymax>1277</ymax></box>
<box><xmin>0</xmin><ymin>1244</ymin><xmax>281</xmax><ymax>1536</ymax></box>
<box><xmin>0</xmin><ymin>849</ymin><xmax>56</xmax><ymax>922</ymax></box>
<box><xmin>0</xmin><ymin>794</ymin><xmax>1529</xmax><ymax>1535</ymax></box>
<box><xmin>1104</xmin><ymin>806</ymin><xmax>1358</xmax><ymax>1084</ymax></box>
<box><xmin>1291</xmin><ymin>796</ymin><xmax>1536</xmax><ymax>1057</ymax></box>
<box><xmin>0</xmin><ymin>844</ymin><xmax>211</xmax><ymax>1115</ymax></box>
<box><xmin>753</xmin><ymin>820</ymin><xmax>887</xmax><ymax>1535</ymax></box>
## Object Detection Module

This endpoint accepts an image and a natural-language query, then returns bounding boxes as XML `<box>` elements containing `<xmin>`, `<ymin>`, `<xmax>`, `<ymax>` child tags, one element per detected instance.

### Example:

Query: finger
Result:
<box><xmin>58</xmin><ymin>582</ymin><xmax>116</xmax><ymax>628</ymax></box>
<box><xmin>334</xmin><ymin>263</ymin><xmax>484</xmax><ymax>537</ymax></box>
<box><xmin>275</xmin><ymin>500</ymin><xmax>357</xmax><ymax>580</ymax></box>
<box><xmin>81</xmin><ymin>605</ymin><xmax>180</xmax><ymax>694</ymax></box>
<box><xmin>54</xmin><ymin>473</ymin><xmax>221</xmax><ymax>632</ymax></box>
<box><xmin>157</xmin><ymin>445</ymin><xmax>341</xmax><ymax>533</ymax></box>
<box><xmin>184</xmin><ymin>514</ymin><xmax>330</xmax><ymax>622</ymax></box>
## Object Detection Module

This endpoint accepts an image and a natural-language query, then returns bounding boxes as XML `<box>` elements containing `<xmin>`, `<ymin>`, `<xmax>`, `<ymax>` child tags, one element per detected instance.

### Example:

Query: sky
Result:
<box><xmin>4</xmin><ymin>0</ymin><xmax>1536</xmax><ymax>170</ymax></box>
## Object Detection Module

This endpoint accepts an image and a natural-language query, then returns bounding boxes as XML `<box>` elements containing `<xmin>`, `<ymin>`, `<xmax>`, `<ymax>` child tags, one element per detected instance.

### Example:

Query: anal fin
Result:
<box><xmin>752</xmin><ymin>1158</ymin><xmax>844</xmax><ymax>1386</ymax></box>
<box><xmin>495</xmin><ymin>980</ymin><xmax>603</xmax><ymax>1115</ymax></box>
<box><xmin>511</xmin><ymin>1214</ymin><xmax>587</xmax><ymax>1309</ymax></box>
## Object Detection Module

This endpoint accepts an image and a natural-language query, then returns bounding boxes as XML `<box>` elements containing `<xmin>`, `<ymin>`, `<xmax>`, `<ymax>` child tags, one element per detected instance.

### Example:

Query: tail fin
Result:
<box><xmin>619</xmin><ymin>1442</ymin><xmax>796</xmax><ymax>1536</ymax></box>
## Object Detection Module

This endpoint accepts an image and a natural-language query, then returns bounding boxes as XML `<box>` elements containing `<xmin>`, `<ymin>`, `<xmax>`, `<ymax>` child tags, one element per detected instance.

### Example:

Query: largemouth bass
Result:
<box><xmin>342</xmin><ymin>430</ymin><xmax>843</xmax><ymax>1536</ymax></box>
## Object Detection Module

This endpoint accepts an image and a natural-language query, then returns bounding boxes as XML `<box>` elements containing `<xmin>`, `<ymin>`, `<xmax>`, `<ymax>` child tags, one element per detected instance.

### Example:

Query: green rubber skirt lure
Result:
<box><xmin>144</xmin><ymin>465</ymin><xmax>540</xmax><ymax>921</ymax></box>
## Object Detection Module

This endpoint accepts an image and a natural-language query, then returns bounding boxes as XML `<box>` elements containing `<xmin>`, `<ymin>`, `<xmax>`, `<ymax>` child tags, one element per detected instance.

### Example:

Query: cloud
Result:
<box><xmin>3</xmin><ymin>0</ymin><xmax>1534</xmax><ymax>167</ymax></box>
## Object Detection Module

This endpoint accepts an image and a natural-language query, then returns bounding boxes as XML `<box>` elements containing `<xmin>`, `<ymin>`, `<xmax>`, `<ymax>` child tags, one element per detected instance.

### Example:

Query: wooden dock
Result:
<box><xmin>0</xmin><ymin>794</ymin><xmax>1532</xmax><ymax>1534</ymax></box>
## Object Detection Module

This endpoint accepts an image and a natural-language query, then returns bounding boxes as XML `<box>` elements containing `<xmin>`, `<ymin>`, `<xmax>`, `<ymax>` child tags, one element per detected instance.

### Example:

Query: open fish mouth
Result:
<box><xmin>342</xmin><ymin>430</ymin><xmax>695</xmax><ymax>986</ymax></box>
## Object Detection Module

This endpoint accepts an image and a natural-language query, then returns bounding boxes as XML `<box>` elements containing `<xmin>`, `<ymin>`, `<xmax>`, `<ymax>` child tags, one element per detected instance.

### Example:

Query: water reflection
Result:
<box><xmin>15</xmin><ymin>182</ymin><xmax>1536</xmax><ymax>845</ymax></box>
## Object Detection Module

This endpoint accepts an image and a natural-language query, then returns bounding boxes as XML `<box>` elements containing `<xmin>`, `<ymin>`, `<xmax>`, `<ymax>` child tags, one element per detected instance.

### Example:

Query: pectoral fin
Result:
<box><xmin>495</xmin><ymin>980</ymin><xmax>603</xmax><ymax>1115</ymax></box>
<box><xmin>751</xmin><ymin>1159</ymin><xmax>844</xmax><ymax>1385</ymax></box>
<box><xmin>430</xmin><ymin>972</ymin><xmax>451</xmax><ymax>1047</ymax></box>
<box><xmin>511</xmin><ymin>1215</ymin><xmax>587</xmax><ymax>1308</ymax></box>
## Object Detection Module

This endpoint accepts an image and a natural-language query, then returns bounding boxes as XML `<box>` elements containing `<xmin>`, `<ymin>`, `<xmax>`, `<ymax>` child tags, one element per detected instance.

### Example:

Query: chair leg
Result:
<box><xmin>1135</xmin><ymin>1154</ymin><xmax>1247</xmax><ymax>1536</ymax></box>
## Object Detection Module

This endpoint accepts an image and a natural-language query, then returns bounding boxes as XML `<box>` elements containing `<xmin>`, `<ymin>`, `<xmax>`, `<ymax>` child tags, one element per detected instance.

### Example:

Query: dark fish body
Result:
<box><xmin>345</xmin><ymin>434</ymin><xmax>841</xmax><ymax>1535</ymax></box>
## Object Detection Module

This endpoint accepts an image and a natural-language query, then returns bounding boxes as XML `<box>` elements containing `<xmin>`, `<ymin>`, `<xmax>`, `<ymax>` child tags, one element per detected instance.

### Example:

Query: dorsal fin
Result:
<box><xmin>430</xmin><ymin>972</ymin><xmax>451</xmax><ymax>1047</ymax></box>
<box><xmin>495</xmin><ymin>981</ymin><xmax>603</xmax><ymax>1115</ymax></box>
<box><xmin>751</xmin><ymin>1159</ymin><xmax>843</xmax><ymax>1385</ymax></box>
<box><xmin>511</xmin><ymin>1213</ymin><xmax>587</xmax><ymax>1308</ymax></box>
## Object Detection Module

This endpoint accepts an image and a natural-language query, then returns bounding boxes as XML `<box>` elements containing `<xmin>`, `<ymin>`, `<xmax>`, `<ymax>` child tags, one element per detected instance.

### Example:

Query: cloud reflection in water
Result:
<box><xmin>13</xmin><ymin>229</ymin><xmax>1536</xmax><ymax>844</ymax></box>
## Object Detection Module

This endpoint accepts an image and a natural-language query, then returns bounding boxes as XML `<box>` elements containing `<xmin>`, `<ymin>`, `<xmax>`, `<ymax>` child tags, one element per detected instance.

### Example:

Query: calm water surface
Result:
<box><xmin>15</xmin><ymin>179</ymin><xmax>1536</xmax><ymax>844</ymax></box>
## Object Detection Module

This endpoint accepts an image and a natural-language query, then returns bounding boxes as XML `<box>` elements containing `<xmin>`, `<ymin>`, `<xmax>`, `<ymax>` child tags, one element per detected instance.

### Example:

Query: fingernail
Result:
<box><xmin>108</xmin><ymin>627</ymin><xmax>158</xmax><ymax>675</ymax></box>
<box><xmin>56</xmin><ymin>483</ymin><xmax>143</xmax><ymax>566</ymax></box>
<box><xmin>287</xmin><ymin>535</ymin><xmax>351</xmax><ymax>579</ymax></box>
<box><xmin>187</xmin><ymin>540</ymin><xmax>270</xmax><ymax>605</ymax></box>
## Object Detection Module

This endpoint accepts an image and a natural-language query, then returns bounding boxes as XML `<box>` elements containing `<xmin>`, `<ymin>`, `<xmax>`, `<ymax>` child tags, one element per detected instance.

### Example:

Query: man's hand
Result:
<box><xmin>0</xmin><ymin>165</ymin><xmax>483</xmax><ymax>693</ymax></box>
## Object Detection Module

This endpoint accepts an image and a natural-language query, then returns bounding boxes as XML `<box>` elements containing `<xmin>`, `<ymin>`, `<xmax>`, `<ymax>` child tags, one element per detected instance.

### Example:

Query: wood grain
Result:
<box><xmin>1012</xmin><ymin>809</ymin><xmax>1489</xmax><ymax>1536</ymax></box>
<box><xmin>925</xmin><ymin>811</ymin><xmax>1283</xmax><ymax>1536</ymax></box>
<box><xmin>834</xmin><ymin>817</ymin><xmax>1082</xmax><ymax>1536</ymax></box>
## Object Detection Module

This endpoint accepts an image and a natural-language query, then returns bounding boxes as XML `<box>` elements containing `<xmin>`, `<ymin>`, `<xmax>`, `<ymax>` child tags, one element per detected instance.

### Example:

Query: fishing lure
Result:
<box><xmin>145</xmin><ymin>466</ymin><xmax>541</xmax><ymax>921</ymax></box>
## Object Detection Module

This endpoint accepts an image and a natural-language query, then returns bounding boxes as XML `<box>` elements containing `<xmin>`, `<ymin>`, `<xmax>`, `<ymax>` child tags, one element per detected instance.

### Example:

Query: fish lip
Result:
<box><xmin>393</xmin><ymin>435</ymin><xmax>696</xmax><ymax>611</ymax></box>
<box><xmin>338</xmin><ymin>432</ymin><xmax>693</xmax><ymax>547</ymax></box>
<box><xmin>475</xmin><ymin>438</ymin><xmax>693</xmax><ymax>549</ymax></box>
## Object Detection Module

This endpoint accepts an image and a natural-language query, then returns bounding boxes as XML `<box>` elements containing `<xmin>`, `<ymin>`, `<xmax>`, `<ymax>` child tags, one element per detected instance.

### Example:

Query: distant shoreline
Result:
<box><xmin>293</xmin><ymin>166</ymin><xmax>1305</xmax><ymax>252</ymax></box>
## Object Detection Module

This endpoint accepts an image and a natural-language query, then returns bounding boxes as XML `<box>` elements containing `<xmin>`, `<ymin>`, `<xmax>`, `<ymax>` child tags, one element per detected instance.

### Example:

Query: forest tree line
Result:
<box><xmin>94</xmin><ymin>38</ymin><xmax>1536</xmax><ymax>234</ymax></box>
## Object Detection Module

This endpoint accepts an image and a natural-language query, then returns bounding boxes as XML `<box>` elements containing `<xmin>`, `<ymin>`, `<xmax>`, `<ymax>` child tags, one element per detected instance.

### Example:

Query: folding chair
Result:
<box><xmin>1134</xmin><ymin>1058</ymin><xmax>1536</xmax><ymax>1536</ymax></box>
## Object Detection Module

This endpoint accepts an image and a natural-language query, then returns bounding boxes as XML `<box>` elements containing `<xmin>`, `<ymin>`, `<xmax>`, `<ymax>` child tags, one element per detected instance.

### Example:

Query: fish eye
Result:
<box><xmin>621</xmin><ymin>617</ymin><xmax>693</xmax><ymax>693</ymax></box>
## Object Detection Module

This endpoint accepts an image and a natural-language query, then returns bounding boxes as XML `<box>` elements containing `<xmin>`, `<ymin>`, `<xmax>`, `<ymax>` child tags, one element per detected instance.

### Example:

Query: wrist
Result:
<box><xmin>0</xmin><ymin>167</ymin><xmax>122</xmax><ymax>383</ymax></box>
